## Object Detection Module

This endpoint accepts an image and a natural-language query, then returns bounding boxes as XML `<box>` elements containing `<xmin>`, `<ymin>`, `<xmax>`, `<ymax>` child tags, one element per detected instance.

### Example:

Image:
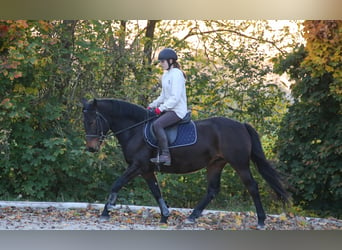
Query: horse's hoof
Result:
<box><xmin>160</xmin><ymin>216</ymin><xmax>168</xmax><ymax>224</ymax></box>
<box><xmin>107</xmin><ymin>204</ymin><xmax>116</xmax><ymax>211</ymax></box>
<box><xmin>256</xmin><ymin>224</ymin><xmax>266</xmax><ymax>230</ymax></box>
<box><xmin>184</xmin><ymin>217</ymin><xmax>196</xmax><ymax>224</ymax></box>
<box><xmin>99</xmin><ymin>215</ymin><xmax>110</xmax><ymax>222</ymax></box>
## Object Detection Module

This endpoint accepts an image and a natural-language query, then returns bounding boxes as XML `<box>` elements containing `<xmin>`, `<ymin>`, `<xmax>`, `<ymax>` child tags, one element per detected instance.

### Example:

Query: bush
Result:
<box><xmin>274</xmin><ymin>22</ymin><xmax>342</xmax><ymax>218</ymax></box>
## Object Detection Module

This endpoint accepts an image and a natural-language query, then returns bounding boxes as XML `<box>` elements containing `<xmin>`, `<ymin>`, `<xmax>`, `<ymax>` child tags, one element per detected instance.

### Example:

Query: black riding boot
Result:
<box><xmin>150</xmin><ymin>129</ymin><xmax>171</xmax><ymax>166</ymax></box>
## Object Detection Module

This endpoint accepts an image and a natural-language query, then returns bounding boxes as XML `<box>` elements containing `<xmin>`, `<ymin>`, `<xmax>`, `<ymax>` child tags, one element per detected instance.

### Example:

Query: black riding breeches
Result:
<box><xmin>152</xmin><ymin>111</ymin><xmax>181</xmax><ymax>152</ymax></box>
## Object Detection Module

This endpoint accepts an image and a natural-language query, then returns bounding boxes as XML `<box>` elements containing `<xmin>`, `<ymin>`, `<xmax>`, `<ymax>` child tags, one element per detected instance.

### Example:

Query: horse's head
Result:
<box><xmin>81</xmin><ymin>98</ymin><xmax>110</xmax><ymax>152</ymax></box>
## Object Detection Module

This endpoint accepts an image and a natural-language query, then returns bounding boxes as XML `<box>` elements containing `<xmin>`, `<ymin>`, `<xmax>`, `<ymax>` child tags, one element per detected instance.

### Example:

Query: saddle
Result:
<box><xmin>144</xmin><ymin>112</ymin><xmax>197</xmax><ymax>148</ymax></box>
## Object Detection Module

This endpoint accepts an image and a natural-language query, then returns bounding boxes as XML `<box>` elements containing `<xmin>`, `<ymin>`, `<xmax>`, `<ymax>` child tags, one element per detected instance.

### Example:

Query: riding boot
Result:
<box><xmin>150</xmin><ymin>131</ymin><xmax>171</xmax><ymax>166</ymax></box>
<box><xmin>150</xmin><ymin>112</ymin><xmax>179</xmax><ymax>166</ymax></box>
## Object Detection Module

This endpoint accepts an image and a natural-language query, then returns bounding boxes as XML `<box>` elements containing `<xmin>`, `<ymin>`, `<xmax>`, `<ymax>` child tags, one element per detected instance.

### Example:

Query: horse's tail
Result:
<box><xmin>244</xmin><ymin>123</ymin><xmax>290</xmax><ymax>204</ymax></box>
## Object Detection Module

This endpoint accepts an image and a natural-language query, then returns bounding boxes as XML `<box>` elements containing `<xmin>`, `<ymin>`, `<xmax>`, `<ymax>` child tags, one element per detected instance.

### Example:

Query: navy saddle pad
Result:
<box><xmin>144</xmin><ymin>119</ymin><xmax>197</xmax><ymax>149</ymax></box>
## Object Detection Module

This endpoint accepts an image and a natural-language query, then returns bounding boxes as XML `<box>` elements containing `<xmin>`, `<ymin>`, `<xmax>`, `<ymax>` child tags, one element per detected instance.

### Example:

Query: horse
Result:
<box><xmin>81</xmin><ymin>98</ymin><xmax>289</xmax><ymax>229</ymax></box>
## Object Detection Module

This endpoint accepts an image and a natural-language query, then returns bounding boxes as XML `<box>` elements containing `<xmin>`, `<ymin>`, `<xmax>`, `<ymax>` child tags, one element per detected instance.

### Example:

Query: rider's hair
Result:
<box><xmin>169</xmin><ymin>60</ymin><xmax>186</xmax><ymax>79</ymax></box>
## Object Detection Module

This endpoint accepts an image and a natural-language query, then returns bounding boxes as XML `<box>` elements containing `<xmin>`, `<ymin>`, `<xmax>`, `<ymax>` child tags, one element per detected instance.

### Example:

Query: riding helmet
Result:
<box><xmin>158</xmin><ymin>48</ymin><xmax>178</xmax><ymax>61</ymax></box>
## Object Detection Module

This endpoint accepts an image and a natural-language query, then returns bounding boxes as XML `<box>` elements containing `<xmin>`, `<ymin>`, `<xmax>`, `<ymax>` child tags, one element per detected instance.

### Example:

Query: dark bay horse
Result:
<box><xmin>81</xmin><ymin>98</ymin><xmax>289</xmax><ymax>229</ymax></box>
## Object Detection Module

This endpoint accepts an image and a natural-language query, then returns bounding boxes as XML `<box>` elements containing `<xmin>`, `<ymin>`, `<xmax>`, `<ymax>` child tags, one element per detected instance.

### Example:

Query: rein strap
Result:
<box><xmin>113</xmin><ymin>116</ymin><xmax>155</xmax><ymax>136</ymax></box>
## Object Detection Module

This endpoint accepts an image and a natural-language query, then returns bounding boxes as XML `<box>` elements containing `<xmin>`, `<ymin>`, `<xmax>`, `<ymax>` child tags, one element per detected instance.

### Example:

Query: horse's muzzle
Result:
<box><xmin>86</xmin><ymin>138</ymin><xmax>101</xmax><ymax>152</ymax></box>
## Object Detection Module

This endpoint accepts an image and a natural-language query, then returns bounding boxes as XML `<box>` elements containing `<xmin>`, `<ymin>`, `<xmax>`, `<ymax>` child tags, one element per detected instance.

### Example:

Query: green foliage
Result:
<box><xmin>274</xmin><ymin>21</ymin><xmax>342</xmax><ymax>218</ymax></box>
<box><xmin>0</xmin><ymin>20</ymin><xmax>111</xmax><ymax>202</ymax></box>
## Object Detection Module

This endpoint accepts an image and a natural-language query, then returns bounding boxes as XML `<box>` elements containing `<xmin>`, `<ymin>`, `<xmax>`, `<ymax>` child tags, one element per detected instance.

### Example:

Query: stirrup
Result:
<box><xmin>150</xmin><ymin>153</ymin><xmax>171</xmax><ymax>166</ymax></box>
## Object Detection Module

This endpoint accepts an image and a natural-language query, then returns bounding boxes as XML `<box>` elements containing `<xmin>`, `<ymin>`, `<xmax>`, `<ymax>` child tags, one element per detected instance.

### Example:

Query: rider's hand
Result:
<box><xmin>154</xmin><ymin>108</ymin><xmax>161</xmax><ymax>115</ymax></box>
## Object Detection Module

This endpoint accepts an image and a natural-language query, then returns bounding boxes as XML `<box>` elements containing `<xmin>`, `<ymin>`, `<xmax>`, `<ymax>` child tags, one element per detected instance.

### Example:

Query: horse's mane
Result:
<box><xmin>96</xmin><ymin>98</ymin><xmax>147</xmax><ymax>121</ymax></box>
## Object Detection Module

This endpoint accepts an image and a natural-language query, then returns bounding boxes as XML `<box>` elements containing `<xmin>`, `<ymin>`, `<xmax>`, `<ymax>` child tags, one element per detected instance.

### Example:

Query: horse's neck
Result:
<box><xmin>101</xmin><ymin>100</ymin><xmax>145</xmax><ymax>133</ymax></box>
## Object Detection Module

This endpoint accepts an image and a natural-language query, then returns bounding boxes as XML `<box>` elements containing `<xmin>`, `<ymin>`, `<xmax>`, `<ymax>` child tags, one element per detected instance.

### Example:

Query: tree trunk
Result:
<box><xmin>58</xmin><ymin>20</ymin><xmax>77</xmax><ymax>93</ymax></box>
<box><xmin>143</xmin><ymin>20</ymin><xmax>159</xmax><ymax>66</ymax></box>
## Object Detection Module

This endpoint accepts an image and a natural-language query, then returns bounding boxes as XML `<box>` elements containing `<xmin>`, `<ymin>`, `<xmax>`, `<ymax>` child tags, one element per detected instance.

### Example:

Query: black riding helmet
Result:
<box><xmin>158</xmin><ymin>48</ymin><xmax>178</xmax><ymax>61</ymax></box>
<box><xmin>158</xmin><ymin>48</ymin><xmax>178</xmax><ymax>70</ymax></box>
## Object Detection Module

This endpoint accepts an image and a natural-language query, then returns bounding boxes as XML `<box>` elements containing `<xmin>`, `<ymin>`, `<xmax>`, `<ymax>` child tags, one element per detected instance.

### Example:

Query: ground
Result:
<box><xmin>0</xmin><ymin>201</ymin><xmax>341</xmax><ymax>230</ymax></box>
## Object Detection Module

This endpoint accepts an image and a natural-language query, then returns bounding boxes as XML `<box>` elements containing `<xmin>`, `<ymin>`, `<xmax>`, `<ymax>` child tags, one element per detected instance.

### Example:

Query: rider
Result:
<box><xmin>148</xmin><ymin>48</ymin><xmax>188</xmax><ymax>166</ymax></box>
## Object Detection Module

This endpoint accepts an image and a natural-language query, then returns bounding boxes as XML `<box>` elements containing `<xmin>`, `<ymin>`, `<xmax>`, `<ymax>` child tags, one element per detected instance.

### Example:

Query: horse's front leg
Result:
<box><xmin>100</xmin><ymin>165</ymin><xmax>140</xmax><ymax>221</ymax></box>
<box><xmin>142</xmin><ymin>172</ymin><xmax>170</xmax><ymax>224</ymax></box>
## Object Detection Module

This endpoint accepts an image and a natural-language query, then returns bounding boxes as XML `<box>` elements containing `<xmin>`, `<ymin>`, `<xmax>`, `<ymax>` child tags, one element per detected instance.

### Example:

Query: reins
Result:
<box><xmin>85</xmin><ymin>109</ymin><xmax>156</xmax><ymax>141</ymax></box>
<box><xmin>112</xmin><ymin>115</ymin><xmax>156</xmax><ymax>136</ymax></box>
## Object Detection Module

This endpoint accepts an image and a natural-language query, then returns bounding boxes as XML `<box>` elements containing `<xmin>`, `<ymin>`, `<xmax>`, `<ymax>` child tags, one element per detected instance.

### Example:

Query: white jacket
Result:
<box><xmin>149</xmin><ymin>68</ymin><xmax>188</xmax><ymax>119</ymax></box>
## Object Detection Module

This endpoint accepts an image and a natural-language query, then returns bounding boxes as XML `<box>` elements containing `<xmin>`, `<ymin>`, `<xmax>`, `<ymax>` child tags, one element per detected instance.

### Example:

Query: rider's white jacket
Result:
<box><xmin>149</xmin><ymin>68</ymin><xmax>188</xmax><ymax>119</ymax></box>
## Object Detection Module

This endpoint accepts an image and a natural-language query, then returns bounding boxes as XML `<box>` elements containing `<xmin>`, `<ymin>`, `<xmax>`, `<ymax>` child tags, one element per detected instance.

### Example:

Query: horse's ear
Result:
<box><xmin>93</xmin><ymin>98</ymin><xmax>97</xmax><ymax>108</ymax></box>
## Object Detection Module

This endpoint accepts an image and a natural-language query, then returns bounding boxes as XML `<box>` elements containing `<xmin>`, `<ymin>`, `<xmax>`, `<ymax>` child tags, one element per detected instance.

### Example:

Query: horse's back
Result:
<box><xmin>194</xmin><ymin>116</ymin><xmax>247</xmax><ymax>132</ymax></box>
<box><xmin>194</xmin><ymin>117</ymin><xmax>252</xmax><ymax>162</ymax></box>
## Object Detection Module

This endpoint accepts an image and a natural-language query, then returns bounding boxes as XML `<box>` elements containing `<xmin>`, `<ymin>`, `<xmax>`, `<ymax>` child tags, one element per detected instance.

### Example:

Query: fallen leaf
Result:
<box><xmin>159</xmin><ymin>223</ymin><xmax>168</xmax><ymax>229</ymax></box>
<box><xmin>279</xmin><ymin>213</ymin><xmax>287</xmax><ymax>221</ymax></box>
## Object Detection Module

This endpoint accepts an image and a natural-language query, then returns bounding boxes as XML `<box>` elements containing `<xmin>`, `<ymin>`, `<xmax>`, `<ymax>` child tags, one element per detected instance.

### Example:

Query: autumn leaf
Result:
<box><xmin>13</xmin><ymin>71</ymin><xmax>22</xmax><ymax>79</ymax></box>
<box><xmin>279</xmin><ymin>213</ymin><xmax>287</xmax><ymax>221</ymax></box>
<box><xmin>159</xmin><ymin>223</ymin><xmax>168</xmax><ymax>229</ymax></box>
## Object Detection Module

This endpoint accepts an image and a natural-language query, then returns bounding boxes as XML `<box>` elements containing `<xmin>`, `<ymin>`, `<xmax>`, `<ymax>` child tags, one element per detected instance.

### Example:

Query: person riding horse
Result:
<box><xmin>82</xmin><ymin>98</ymin><xmax>289</xmax><ymax>228</ymax></box>
<box><xmin>148</xmin><ymin>48</ymin><xmax>188</xmax><ymax>166</ymax></box>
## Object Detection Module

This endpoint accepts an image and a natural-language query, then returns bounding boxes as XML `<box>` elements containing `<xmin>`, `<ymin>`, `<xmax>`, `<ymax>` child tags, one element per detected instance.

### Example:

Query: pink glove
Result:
<box><xmin>154</xmin><ymin>107</ymin><xmax>161</xmax><ymax>115</ymax></box>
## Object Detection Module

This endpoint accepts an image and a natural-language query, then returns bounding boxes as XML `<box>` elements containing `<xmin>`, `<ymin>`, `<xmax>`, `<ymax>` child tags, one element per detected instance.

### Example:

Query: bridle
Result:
<box><xmin>84</xmin><ymin>109</ymin><xmax>156</xmax><ymax>142</ymax></box>
<box><xmin>84</xmin><ymin>110</ymin><xmax>110</xmax><ymax>143</ymax></box>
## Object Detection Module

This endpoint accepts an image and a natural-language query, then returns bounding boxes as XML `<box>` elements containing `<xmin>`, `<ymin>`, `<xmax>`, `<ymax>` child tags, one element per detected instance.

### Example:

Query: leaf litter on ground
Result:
<box><xmin>0</xmin><ymin>204</ymin><xmax>341</xmax><ymax>230</ymax></box>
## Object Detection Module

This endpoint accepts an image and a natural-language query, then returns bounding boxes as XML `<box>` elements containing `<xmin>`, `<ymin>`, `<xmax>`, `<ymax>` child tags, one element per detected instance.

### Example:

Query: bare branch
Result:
<box><xmin>176</xmin><ymin>28</ymin><xmax>286</xmax><ymax>55</ymax></box>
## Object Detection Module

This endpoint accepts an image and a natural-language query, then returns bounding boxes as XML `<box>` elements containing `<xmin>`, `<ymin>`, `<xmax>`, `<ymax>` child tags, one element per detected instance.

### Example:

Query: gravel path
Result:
<box><xmin>0</xmin><ymin>201</ymin><xmax>341</xmax><ymax>230</ymax></box>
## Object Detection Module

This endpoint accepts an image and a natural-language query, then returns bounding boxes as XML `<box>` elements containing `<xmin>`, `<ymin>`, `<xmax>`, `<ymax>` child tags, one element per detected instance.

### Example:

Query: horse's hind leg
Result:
<box><xmin>233</xmin><ymin>163</ymin><xmax>266</xmax><ymax>229</ymax></box>
<box><xmin>186</xmin><ymin>161</ymin><xmax>225</xmax><ymax>223</ymax></box>
<box><xmin>142</xmin><ymin>172</ymin><xmax>170</xmax><ymax>223</ymax></box>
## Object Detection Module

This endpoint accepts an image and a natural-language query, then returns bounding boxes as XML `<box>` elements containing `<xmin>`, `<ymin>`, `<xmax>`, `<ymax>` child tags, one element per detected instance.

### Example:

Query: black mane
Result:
<box><xmin>96</xmin><ymin>98</ymin><xmax>148</xmax><ymax>121</ymax></box>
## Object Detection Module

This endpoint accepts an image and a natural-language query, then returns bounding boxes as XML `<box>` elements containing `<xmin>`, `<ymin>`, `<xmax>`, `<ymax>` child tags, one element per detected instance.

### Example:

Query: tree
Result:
<box><xmin>274</xmin><ymin>20</ymin><xmax>342</xmax><ymax>217</ymax></box>
<box><xmin>0</xmin><ymin>20</ymin><xmax>109</xmax><ymax>201</ymax></box>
